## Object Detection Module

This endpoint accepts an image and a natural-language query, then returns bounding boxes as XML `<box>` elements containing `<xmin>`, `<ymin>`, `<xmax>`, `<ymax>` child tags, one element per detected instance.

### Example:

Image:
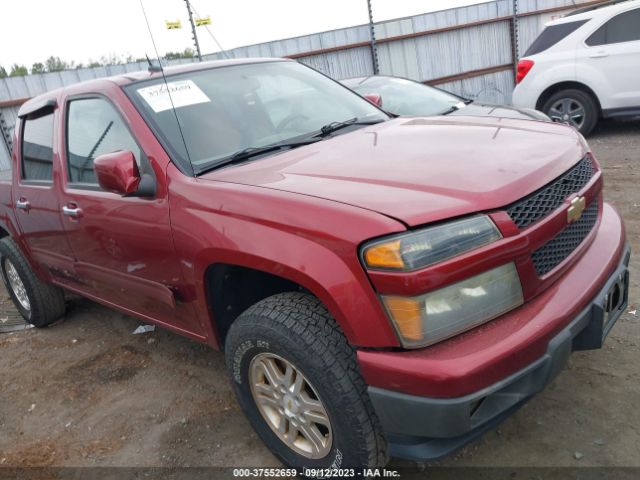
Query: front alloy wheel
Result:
<box><xmin>225</xmin><ymin>292</ymin><xmax>388</xmax><ymax>469</ymax></box>
<box><xmin>250</xmin><ymin>353</ymin><xmax>332</xmax><ymax>459</ymax></box>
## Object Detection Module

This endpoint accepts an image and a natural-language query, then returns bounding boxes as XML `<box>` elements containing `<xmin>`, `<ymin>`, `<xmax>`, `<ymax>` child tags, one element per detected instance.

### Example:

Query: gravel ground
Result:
<box><xmin>0</xmin><ymin>119</ymin><xmax>638</xmax><ymax>472</ymax></box>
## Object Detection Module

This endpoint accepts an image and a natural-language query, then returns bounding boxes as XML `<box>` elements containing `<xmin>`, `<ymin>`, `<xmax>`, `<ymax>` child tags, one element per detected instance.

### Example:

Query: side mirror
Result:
<box><xmin>94</xmin><ymin>151</ymin><xmax>155</xmax><ymax>197</ymax></box>
<box><xmin>363</xmin><ymin>93</ymin><xmax>383</xmax><ymax>108</ymax></box>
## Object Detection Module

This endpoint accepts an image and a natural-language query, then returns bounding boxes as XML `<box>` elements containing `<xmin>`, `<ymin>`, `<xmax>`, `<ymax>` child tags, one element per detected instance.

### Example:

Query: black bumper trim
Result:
<box><xmin>368</xmin><ymin>245</ymin><xmax>630</xmax><ymax>461</ymax></box>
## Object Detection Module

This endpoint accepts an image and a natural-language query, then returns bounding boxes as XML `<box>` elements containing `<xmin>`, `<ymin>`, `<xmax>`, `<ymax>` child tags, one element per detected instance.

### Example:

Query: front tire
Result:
<box><xmin>225</xmin><ymin>292</ymin><xmax>388</xmax><ymax>469</ymax></box>
<box><xmin>0</xmin><ymin>237</ymin><xmax>65</xmax><ymax>327</ymax></box>
<box><xmin>542</xmin><ymin>89</ymin><xmax>598</xmax><ymax>136</ymax></box>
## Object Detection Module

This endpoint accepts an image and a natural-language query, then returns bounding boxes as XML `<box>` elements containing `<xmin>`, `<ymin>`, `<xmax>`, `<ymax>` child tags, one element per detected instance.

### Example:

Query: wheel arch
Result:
<box><xmin>197</xmin><ymin>247</ymin><xmax>398</xmax><ymax>350</ymax></box>
<box><xmin>536</xmin><ymin>81</ymin><xmax>602</xmax><ymax>116</ymax></box>
<box><xmin>205</xmin><ymin>263</ymin><xmax>309</xmax><ymax>347</ymax></box>
<box><xmin>0</xmin><ymin>215</ymin><xmax>20</xmax><ymax>239</ymax></box>
<box><xmin>0</xmin><ymin>216</ymin><xmax>51</xmax><ymax>282</ymax></box>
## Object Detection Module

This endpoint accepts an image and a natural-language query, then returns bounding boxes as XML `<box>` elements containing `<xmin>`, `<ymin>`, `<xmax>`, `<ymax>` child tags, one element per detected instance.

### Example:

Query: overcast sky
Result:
<box><xmin>1</xmin><ymin>0</ymin><xmax>488</xmax><ymax>71</ymax></box>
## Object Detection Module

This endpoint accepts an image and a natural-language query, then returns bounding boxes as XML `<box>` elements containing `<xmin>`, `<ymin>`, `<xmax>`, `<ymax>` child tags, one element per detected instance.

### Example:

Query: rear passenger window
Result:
<box><xmin>586</xmin><ymin>9</ymin><xmax>640</xmax><ymax>46</ymax></box>
<box><xmin>0</xmin><ymin>138</ymin><xmax>12</xmax><ymax>182</ymax></box>
<box><xmin>524</xmin><ymin>20</ymin><xmax>589</xmax><ymax>56</ymax></box>
<box><xmin>22</xmin><ymin>113</ymin><xmax>55</xmax><ymax>182</ymax></box>
<box><xmin>66</xmin><ymin>97</ymin><xmax>141</xmax><ymax>185</ymax></box>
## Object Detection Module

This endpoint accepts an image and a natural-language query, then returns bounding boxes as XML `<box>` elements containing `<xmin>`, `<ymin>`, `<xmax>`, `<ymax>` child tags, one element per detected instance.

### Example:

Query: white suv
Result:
<box><xmin>512</xmin><ymin>0</ymin><xmax>640</xmax><ymax>135</ymax></box>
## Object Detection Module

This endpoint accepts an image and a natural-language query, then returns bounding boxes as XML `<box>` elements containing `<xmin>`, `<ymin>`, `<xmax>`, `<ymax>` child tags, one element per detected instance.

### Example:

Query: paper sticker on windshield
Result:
<box><xmin>137</xmin><ymin>80</ymin><xmax>210</xmax><ymax>113</ymax></box>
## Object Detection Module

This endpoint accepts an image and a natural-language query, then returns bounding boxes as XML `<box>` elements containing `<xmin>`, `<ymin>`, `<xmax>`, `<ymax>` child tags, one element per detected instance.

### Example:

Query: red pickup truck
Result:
<box><xmin>0</xmin><ymin>58</ymin><xmax>629</xmax><ymax>469</ymax></box>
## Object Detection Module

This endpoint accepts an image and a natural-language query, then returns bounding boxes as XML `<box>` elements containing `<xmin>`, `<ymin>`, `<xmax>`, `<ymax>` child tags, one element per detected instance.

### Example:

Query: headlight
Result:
<box><xmin>381</xmin><ymin>263</ymin><xmax>523</xmax><ymax>348</ymax></box>
<box><xmin>362</xmin><ymin>216</ymin><xmax>501</xmax><ymax>271</ymax></box>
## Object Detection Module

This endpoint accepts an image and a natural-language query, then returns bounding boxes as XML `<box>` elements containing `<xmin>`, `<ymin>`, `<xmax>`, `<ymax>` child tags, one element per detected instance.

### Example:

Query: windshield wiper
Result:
<box><xmin>440</xmin><ymin>106</ymin><xmax>459</xmax><ymax>115</ymax></box>
<box><xmin>196</xmin><ymin>117</ymin><xmax>387</xmax><ymax>174</ymax></box>
<box><xmin>197</xmin><ymin>137</ymin><xmax>322</xmax><ymax>174</ymax></box>
<box><xmin>440</xmin><ymin>101</ymin><xmax>469</xmax><ymax>116</ymax></box>
<box><xmin>229</xmin><ymin>138</ymin><xmax>323</xmax><ymax>162</ymax></box>
<box><xmin>317</xmin><ymin>117</ymin><xmax>385</xmax><ymax>137</ymax></box>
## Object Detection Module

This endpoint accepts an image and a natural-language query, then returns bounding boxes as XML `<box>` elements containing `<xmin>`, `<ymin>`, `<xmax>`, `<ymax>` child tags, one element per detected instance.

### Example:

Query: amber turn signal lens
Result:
<box><xmin>381</xmin><ymin>296</ymin><xmax>423</xmax><ymax>342</ymax></box>
<box><xmin>363</xmin><ymin>240</ymin><xmax>405</xmax><ymax>269</ymax></box>
<box><xmin>362</xmin><ymin>216</ymin><xmax>501</xmax><ymax>271</ymax></box>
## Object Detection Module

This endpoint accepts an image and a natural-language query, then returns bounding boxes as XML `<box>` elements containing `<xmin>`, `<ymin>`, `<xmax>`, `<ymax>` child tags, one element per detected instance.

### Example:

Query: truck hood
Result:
<box><xmin>200</xmin><ymin>116</ymin><xmax>587</xmax><ymax>227</ymax></box>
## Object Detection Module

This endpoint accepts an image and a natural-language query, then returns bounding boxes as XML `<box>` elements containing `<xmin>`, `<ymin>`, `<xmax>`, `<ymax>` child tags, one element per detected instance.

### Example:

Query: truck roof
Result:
<box><xmin>112</xmin><ymin>57</ymin><xmax>288</xmax><ymax>84</ymax></box>
<box><xmin>18</xmin><ymin>57</ymin><xmax>288</xmax><ymax>118</ymax></box>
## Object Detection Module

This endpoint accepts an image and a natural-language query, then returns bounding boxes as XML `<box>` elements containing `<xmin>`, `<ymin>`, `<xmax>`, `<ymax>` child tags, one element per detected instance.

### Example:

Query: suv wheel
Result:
<box><xmin>225</xmin><ymin>292</ymin><xmax>388</xmax><ymax>469</ymax></box>
<box><xmin>542</xmin><ymin>89</ymin><xmax>598</xmax><ymax>136</ymax></box>
<box><xmin>0</xmin><ymin>237</ymin><xmax>66</xmax><ymax>327</ymax></box>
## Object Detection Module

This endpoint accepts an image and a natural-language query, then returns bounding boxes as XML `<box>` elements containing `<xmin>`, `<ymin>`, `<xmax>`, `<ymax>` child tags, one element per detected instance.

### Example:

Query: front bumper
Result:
<box><xmin>361</xmin><ymin>204</ymin><xmax>629</xmax><ymax>461</ymax></box>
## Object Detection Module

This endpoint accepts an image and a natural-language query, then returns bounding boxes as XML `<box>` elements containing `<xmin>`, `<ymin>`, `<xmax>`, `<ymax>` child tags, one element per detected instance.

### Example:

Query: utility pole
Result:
<box><xmin>511</xmin><ymin>0</ymin><xmax>520</xmax><ymax>73</ymax></box>
<box><xmin>184</xmin><ymin>0</ymin><xmax>203</xmax><ymax>61</ymax></box>
<box><xmin>367</xmin><ymin>0</ymin><xmax>379</xmax><ymax>75</ymax></box>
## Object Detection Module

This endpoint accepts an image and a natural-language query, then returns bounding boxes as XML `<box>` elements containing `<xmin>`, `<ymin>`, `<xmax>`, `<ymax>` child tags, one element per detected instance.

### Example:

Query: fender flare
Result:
<box><xmin>192</xmin><ymin>242</ymin><xmax>400</xmax><ymax>349</ymax></box>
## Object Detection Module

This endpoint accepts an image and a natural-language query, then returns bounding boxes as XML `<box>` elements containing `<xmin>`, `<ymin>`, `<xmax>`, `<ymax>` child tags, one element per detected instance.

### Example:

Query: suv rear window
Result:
<box><xmin>586</xmin><ymin>9</ymin><xmax>640</xmax><ymax>46</ymax></box>
<box><xmin>524</xmin><ymin>20</ymin><xmax>589</xmax><ymax>56</ymax></box>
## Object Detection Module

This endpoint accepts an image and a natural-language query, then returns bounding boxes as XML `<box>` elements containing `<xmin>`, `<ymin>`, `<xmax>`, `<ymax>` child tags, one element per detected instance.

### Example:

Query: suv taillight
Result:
<box><xmin>516</xmin><ymin>59</ymin><xmax>534</xmax><ymax>84</ymax></box>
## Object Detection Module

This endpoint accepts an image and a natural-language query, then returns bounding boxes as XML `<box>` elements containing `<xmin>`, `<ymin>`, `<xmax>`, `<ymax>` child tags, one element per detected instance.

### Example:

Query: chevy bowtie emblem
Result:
<box><xmin>567</xmin><ymin>196</ymin><xmax>586</xmax><ymax>223</ymax></box>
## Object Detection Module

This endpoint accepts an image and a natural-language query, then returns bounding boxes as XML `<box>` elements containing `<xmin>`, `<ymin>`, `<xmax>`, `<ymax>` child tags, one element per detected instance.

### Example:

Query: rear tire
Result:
<box><xmin>542</xmin><ymin>89</ymin><xmax>598</xmax><ymax>136</ymax></box>
<box><xmin>225</xmin><ymin>292</ymin><xmax>388</xmax><ymax>470</ymax></box>
<box><xmin>0</xmin><ymin>237</ymin><xmax>66</xmax><ymax>327</ymax></box>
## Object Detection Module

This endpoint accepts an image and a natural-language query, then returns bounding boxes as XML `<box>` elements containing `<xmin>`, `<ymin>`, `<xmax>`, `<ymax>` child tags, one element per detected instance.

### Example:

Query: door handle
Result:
<box><xmin>589</xmin><ymin>51</ymin><xmax>609</xmax><ymax>58</ymax></box>
<box><xmin>62</xmin><ymin>205</ymin><xmax>83</xmax><ymax>219</ymax></box>
<box><xmin>15</xmin><ymin>199</ymin><xmax>30</xmax><ymax>212</ymax></box>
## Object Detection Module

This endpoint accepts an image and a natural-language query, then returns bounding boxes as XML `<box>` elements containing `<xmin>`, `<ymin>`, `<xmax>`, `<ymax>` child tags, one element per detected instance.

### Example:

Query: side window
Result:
<box><xmin>586</xmin><ymin>9</ymin><xmax>640</xmax><ymax>46</ymax></box>
<box><xmin>66</xmin><ymin>97</ymin><xmax>141</xmax><ymax>185</ymax></box>
<box><xmin>22</xmin><ymin>112</ymin><xmax>55</xmax><ymax>182</ymax></box>
<box><xmin>0</xmin><ymin>138</ymin><xmax>11</xmax><ymax>181</ymax></box>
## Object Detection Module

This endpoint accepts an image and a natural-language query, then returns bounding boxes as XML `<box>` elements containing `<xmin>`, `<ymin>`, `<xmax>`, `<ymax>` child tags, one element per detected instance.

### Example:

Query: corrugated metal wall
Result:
<box><xmin>0</xmin><ymin>0</ymin><xmax>602</xmax><ymax>168</ymax></box>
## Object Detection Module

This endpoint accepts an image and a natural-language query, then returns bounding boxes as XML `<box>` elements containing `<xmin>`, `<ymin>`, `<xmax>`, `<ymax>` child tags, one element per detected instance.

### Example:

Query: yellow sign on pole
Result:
<box><xmin>195</xmin><ymin>15</ymin><xmax>211</xmax><ymax>27</ymax></box>
<box><xmin>165</xmin><ymin>20</ymin><xmax>182</xmax><ymax>30</ymax></box>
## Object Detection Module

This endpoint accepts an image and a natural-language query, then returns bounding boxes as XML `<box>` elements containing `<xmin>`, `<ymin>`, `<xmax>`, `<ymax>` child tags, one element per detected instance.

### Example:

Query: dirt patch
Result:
<box><xmin>2</xmin><ymin>440</ymin><xmax>59</xmax><ymax>467</ymax></box>
<box><xmin>61</xmin><ymin>345</ymin><xmax>150</xmax><ymax>394</ymax></box>
<box><xmin>2</xmin><ymin>436</ymin><xmax>130</xmax><ymax>468</ymax></box>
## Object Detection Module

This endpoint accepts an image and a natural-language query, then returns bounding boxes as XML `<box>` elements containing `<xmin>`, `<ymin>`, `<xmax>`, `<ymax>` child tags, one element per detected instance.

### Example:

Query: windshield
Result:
<box><xmin>125</xmin><ymin>61</ymin><xmax>388</xmax><ymax>172</ymax></box>
<box><xmin>344</xmin><ymin>76</ymin><xmax>462</xmax><ymax>116</ymax></box>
